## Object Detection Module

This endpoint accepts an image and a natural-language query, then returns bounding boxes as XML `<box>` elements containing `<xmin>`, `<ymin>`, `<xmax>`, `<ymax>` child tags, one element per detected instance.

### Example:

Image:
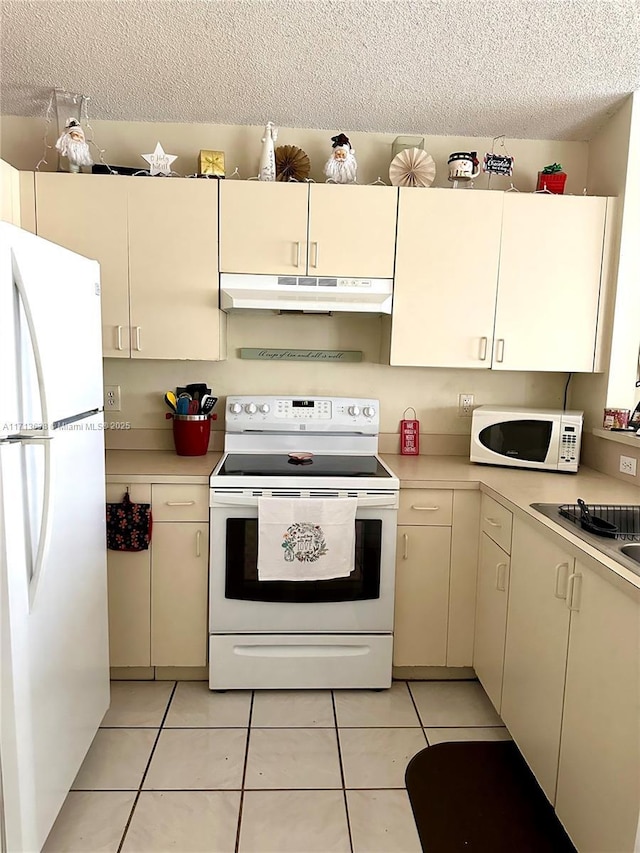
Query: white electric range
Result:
<box><xmin>208</xmin><ymin>395</ymin><xmax>399</xmax><ymax>690</ymax></box>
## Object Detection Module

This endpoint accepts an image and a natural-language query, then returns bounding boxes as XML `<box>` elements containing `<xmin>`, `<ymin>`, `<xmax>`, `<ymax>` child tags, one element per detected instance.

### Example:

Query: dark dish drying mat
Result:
<box><xmin>559</xmin><ymin>503</ymin><xmax>640</xmax><ymax>540</ymax></box>
<box><xmin>405</xmin><ymin>741</ymin><xmax>576</xmax><ymax>853</ymax></box>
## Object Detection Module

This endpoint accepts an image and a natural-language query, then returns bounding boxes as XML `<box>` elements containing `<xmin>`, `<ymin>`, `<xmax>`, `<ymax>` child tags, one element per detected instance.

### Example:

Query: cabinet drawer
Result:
<box><xmin>481</xmin><ymin>494</ymin><xmax>513</xmax><ymax>553</ymax></box>
<box><xmin>152</xmin><ymin>485</ymin><xmax>209</xmax><ymax>521</ymax></box>
<box><xmin>398</xmin><ymin>490</ymin><xmax>453</xmax><ymax>525</ymax></box>
<box><xmin>106</xmin><ymin>483</ymin><xmax>151</xmax><ymax>504</ymax></box>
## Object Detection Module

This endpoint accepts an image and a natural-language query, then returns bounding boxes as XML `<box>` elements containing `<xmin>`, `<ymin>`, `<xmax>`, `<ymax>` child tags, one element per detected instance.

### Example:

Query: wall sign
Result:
<box><xmin>483</xmin><ymin>152</ymin><xmax>514</xmax><ymax>176</ymax></box>
<box><xmin>240</xmin><ymin>348</ymin><xmax>362</xmax><ymax>362</ymax></box>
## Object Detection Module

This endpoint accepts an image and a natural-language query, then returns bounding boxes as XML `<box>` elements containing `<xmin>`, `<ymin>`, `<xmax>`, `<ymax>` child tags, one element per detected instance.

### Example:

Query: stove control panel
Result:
<box><xmin>226</xmin><ymin>396</ymin><xmax>379</xmax><ymax>433</ymax></box>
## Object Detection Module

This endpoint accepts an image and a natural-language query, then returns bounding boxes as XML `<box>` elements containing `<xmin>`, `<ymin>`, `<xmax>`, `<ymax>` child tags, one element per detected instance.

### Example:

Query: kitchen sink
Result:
<box><xmin>620</xmin><ymin>544</ymin><xmax>640</xmax><ymax>564</ymax></box>
<box><xmin>531</xmin><ymin>502</ymin><xmax>640</xmax><ymax>577</ymax></box>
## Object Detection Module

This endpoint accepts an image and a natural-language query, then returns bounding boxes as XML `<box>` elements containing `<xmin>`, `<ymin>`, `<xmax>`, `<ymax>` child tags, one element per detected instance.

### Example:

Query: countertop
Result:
<box><xmin>105</xmin><ymin>450</ymin><xmax>640</xmax><ymax>593</ymax></box>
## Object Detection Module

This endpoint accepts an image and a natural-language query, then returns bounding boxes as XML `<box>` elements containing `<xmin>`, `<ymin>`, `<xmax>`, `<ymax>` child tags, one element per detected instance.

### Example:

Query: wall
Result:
<box><xmin>0</xmin><ymin>115</ymin><xmax>590</xmax><ymax>193</ymax></box>
<box><xmin>103</xmin><ymin>312</ymin><xmax>568</xmax><ymax>451</ymax></box>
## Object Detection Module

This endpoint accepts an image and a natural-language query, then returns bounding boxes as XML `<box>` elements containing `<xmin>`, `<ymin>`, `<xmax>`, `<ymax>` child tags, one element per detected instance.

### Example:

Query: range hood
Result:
<box><xmin>220</xmin><ymin>274</ymin><xmax>393</xmax><ymax>314</ymax></box>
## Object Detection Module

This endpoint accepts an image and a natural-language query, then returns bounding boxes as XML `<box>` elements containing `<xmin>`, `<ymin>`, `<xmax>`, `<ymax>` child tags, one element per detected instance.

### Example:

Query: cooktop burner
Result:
<box><xmin>217</xmin><ymin>454</ymin><xmax>392</xmax><ymax>478</ymax></box>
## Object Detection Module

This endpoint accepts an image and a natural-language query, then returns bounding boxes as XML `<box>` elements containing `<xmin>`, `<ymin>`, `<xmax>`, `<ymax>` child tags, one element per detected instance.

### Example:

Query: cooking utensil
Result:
<box><xmin>577</xmin><ymin>498</ymin><xmax>618</xmax><ymax>537</ymax></box>
<box><xmin>164</xmin><ymin>391</ymin><xmax>177</xmax><ymax>412</ymax></box>
<box><xmin>186</xmin><ymin>383</ymin><xmax>209</xmax><ymax>403</ymax></box>
<box><xmin>199</xmin><ymin>394</ymin><xmax>217</xmax><ymax>415</ymax></box>
<box><xmin>176</xmin><ymin>396</ymin><xmax>190</xmax><ymax>415</ymax></box>
<box><xmin>188</xmin><ymin>400</ymin><xmax>199</xmax><ymax>414</ymax></box>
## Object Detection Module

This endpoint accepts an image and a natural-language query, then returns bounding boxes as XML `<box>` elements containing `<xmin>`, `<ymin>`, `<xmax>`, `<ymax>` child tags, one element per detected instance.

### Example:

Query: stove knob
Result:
<box><xmin>363</xmin><ymin>406</ymin><xmax>376</xmax><ymax>418</ymax></box>
<box><xmin>245</xmin><ymin>403</ymin><xmax>258</xmax><ymax>415</ymax></box>
<box><xmin>259</xmin><ymin>403</ymin><xmax>270</xmax><ymax>414</ymax></box>
<box><xmin>229</xmin><ymin>402</ymin><xmax>242</xmax><ymax>414</ymax></box>
<box><xmin>348</xmin><ymin>405</ymin><xmax>361</xmax><ymax>417</ymax></box>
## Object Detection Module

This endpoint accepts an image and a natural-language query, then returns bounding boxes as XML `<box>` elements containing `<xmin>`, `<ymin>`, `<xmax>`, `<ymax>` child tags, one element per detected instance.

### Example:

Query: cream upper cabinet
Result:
<box><xmin>219</xmin><ymin>181</ymin><xmax>309</xmax><ymax>274</ymax></box>
<box><xmin>390</xmin><ymin>188</ymin><xmax>504</xmax><ymax>368</ymax></box>
<box><xmin>493</xmin><ymin>194</ymin><xmax>607</xmax><ymax>371</ymax></box>
<box><xmin>555</xmin><ymin>563</ymin><xmax>640</xmax><ymax>853</ymax></box>
<box><xmin>473</xmin><ymin>532</ymin><xmax>510</xmax><ymax>712</ymax></box>
<box><xmin>219</xmin><ymin>181</ymin><xmax>397</xmax><ymax>277</ymax></box>
<box><xmin>500</xmin><ymin>519</ymin><xmax>572</xmax><ymax>803</ymax></box>
<box><xmin>307</xmin><ymin>184</ymin><xmax>397</xmax><ymax>277</ymax></box>
<box><xmin>35</xmin><ymin>173</ymin><xmax>225</xmax><ymax>360</ymax></box>
<box><xmin>35</xmin><ymin>173</ymin><xmax>131</xmax><ymax>357</ymax></box>
<box><xmin>128</xmin><ymin>179</ymin><xmax>224</xmax><ymax>360</ymax></box>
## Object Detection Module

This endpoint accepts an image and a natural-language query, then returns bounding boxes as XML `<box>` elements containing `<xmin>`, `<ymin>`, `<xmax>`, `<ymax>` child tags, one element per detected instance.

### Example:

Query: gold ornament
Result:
<box><xmin>275</xmin><ymin>145</ymin><xmax>311</xmax><ymax>182</ymax></box>
<box><xmin>199</xmin><ymin>149</ymin><xmax>225</xmax><ymax>176</ymax></box>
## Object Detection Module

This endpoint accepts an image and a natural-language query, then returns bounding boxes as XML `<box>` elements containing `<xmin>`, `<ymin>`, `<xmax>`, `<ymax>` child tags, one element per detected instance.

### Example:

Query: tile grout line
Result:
<box><xmin>116</xmin><ymin>681</ymin><xmax>178</xmax><ymax>853</ymax></box>
<box><xmin>331</xmin><ymin>690</ymin><xmax>354</xmax><ymax>853</ymax></box>
<box><xmin>405</xmin><ymin>682</ymin><xmax>431</xmax><ymax>746</ymax></box>
<box><xmin>233</xmin><ymin>690</ymin><xmax>255</xmax><ymax>853</ymax></box>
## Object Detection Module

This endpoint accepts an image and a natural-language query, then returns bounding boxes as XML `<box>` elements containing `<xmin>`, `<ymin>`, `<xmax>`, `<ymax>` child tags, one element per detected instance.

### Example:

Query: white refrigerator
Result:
<box><xmin>0</xmin><ymin>223</ymin><xmax>110</xmax><ymax>852</ymax></box>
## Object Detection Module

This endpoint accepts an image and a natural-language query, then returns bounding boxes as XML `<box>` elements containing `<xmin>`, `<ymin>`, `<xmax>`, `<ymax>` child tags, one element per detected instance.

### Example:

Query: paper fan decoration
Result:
<box><xmin>275</xmin><ymin>145</ymin><xmax>311</xmax><ymax>182</ymax></box>
<box><xmin>389</xmin><ymin>148</ymin><xmax>436</xmax><ymax>188</ymax></box>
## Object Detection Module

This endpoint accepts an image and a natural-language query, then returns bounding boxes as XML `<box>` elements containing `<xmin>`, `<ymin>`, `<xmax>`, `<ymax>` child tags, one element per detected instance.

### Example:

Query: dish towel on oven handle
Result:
<box><xmin>257</xmin><ymin>497</ymin><xmax>357</xmax><ymax>581</ymax></box>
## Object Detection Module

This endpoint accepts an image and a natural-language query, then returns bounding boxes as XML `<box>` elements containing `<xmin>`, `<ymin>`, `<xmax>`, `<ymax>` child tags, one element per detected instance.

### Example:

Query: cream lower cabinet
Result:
<box><xmin>473</xmin><ymin>533</ymin><xmax>510</xmax><ymax>712</ymax></box>
<box><xmin>500</xmin><ymin>519</ymin><xmax>572</xmax><ymax>802</ymax></box>
<box><xmin>393</xmin><ymin>489</ymin><xmax>480</xmax><ymax>668</ymax></box>
<box><xmin>106</xmin><ymin>482</ymin><xmax>209</xmax><ymax>670</ymax></box>
<box><xmin>220</xmin><ymin>181</ymin><xmax>397</xmax><ymax>277</ymax></box>
<box><xmin>35</xmin><ymin>173</ymin><xmax>225</xmax><ymax>360</ymax></box>
<box><xmin>555</xmin><ymin>562</ymin><xmax>640</xmax><ymax>853</ymax></box>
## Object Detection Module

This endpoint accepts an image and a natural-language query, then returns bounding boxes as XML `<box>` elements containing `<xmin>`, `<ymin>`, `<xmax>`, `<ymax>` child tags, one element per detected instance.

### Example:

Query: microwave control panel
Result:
<box><xmin>559</xmin><ymin>422</ymin><xmax>581</xmax><ymax>468</ymax></box>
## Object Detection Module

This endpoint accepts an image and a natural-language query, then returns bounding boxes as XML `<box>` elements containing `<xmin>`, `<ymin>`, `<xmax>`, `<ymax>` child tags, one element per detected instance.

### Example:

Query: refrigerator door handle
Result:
<box><xmin>13</xmin><ymin>256</ymin><xmax>50</xmax><ymax>436</ymax></box>
<box><xmin>26</xmin><ymin>436</ymin><xmax>54</xmax><ymax>609</ymax></box>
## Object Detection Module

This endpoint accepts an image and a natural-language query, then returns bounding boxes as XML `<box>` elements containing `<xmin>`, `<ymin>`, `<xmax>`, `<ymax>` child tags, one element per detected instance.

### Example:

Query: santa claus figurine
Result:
<box><xmin>56</xmin><ymin>118</ymin><xmax>93</xmax><ymax>173</ymax></box>
<box><xmin>324</xmin><ymin>133</ymin><xmax>357</xmax><ymax>184</ymax></box>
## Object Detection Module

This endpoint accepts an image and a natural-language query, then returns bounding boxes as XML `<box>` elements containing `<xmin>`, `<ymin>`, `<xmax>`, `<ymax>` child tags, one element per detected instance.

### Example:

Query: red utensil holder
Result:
<box><xmin>536</xmin><ymin>171</ymin><xmax>567</xmax><ymax>194</ymax></box>
<box><xmin>172</xmin><ymin>414</ymin><xmax>211</xmax><ymax>456</ymax></box>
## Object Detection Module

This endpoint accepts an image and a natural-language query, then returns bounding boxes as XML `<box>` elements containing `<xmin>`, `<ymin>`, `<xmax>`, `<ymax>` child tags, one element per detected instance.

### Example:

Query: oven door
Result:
<box><xmin>209</xmin><ymin>491</ymin><xmax>398</xmax><ymax>633</ymax></box>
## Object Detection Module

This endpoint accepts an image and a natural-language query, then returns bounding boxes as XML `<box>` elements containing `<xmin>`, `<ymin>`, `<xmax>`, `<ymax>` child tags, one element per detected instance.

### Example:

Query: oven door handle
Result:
<box><xmin>211</xmin><ymin>494</ymin><xmax>397</xmax><ymax>508</ymax></box>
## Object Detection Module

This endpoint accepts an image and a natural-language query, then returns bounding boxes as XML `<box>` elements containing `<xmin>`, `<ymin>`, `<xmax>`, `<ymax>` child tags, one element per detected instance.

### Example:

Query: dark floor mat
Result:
<box><xmin>405</xmin><ymin>740</ymin><xmax>577</xmax><ymax>853</ymax></box>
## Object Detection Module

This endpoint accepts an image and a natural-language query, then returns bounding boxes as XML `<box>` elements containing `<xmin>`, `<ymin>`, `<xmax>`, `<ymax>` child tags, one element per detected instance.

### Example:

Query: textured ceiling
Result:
<box><xmin>1</xmin><ymin>1</ymin><xmax>640</xmax><ymax>141</ymax></box>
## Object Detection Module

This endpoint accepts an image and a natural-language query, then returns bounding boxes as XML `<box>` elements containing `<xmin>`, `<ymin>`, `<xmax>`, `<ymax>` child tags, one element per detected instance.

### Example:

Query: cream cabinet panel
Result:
<box><xmin>0</xmin><ymin>159</ymin><xmax>21</xmax><ymax>225</ymax></box>
<box><xmin>480</xmin><ymin>494</ymin><xmax>513</xmax><ymax>553</ymax></box>
<box><xmin>473</xmin><ymin>533</ymin><xmax>510</xmax><ymax>712</ymax></box>
<box><xmin>393</xmin><ymin>525</ymin><xmax>451</xmax><ymax>666</ymax></box>
<box><xmin>35</xmin><ymin>173</ymin><xmax>131</xmax><ymax>357</ymax></box>
<box><xmin>390</xmin><ymin>189</ymin><xmax>503</xmax><ymax>368</ymax></box>
<box><xmin>105</xmin><ymin>483</ymin><xmax>152</xmax><ymax>667</ymax></box>
<box><xmin>151</xmin><ymin>484</ymin><xmax>209</xmax><ymax>522</ymax></box>
<box><xmin>151</xmin><ymin>522</ymin><xmax>208</xmax><ymax>667</ymax></box>
<box><xmin>398</xmin><ymin>489</ymin><xmax>453</xmax><ymax>526</ymax></box>
<box><xmin>219</xmin><ymin>181</ymin><xmax>308</xmax><ymax>274</ymax></box>
<box><xmin>128</xmin><ymin>179</ymin><xmax>224</xmax><ymax>360</ymax></box>
<box><xmin>501</xmin><ymin>520</ymin><xmax>572</xmax><ymax>802</ymax></box>
<box><xmin>555</xmin><ymin>564</ymin><xmax>640</xmax><ymax>853</ymax></box>
<box><xmin>307</xmin><ymin>184</ymin><xmax>397</xmax><ymax>277</ymax></box>
<box><xmin>493</xmin><ymin>194</ymin><xmax>607</xmax><ymax>372</ymax></box>
<box><xmin>447</xmin><ymin>491</ymin><xmax>480</xmax><ymax>667</ymax></box>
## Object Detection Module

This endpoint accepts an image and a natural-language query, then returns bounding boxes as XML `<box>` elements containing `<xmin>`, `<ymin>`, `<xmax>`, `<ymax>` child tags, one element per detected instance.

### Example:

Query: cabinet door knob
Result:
<box><xmin>554</xmin><ymin>562</ymin><xmax>570</xmax><ymax>599</ymax></box>
<box><xmin>411</xmin><ymin>505</ymin><xmax>440</xmax><ymax>511</ymax></box>
<box><xmin>165</xmin><ymin>500</ymin><xmax>196</xmax><ymax>506</ymax></box>
<box><xmin>496</xmin><ymin>562</ymin><xmax>508</xmax><ymax>591</ymax></box>
<box><xmin>402</xmin><ymin>532</ymin><xmax>409</xmax><ymax>560</ymax></box>
<box><xmin>311</xmin><ymin>242</ymin><xmax>319</xmax><ymax>268</ymax></box>
<box><xmin>133</xmin><ymin>326</ymin><xmax>142</xmax><ymax>351</ymax></box>
<box><xmin>479</xmin><ymin>336</ymin><xmax>488</xmax><ymax>361</ymax></box>
<box><xmin>196</xmin><ymin>529</ymin><xmax>202</xmax><ymax>558</ymax></box>
<box><xmin>484</xmin><ymin>517</ymin><xmax>501</xmax><ymax>528</ymax></box>
<box><xmin>116</xmin><ymin>325</ymin><xmax>124</xmax><ymax>351</ymax></box>
<box><xmin>495</xmin><ymin>338</ymin><xmax>505</xmax><ymax>363</ymax></box>
<box><xmin>294</xmin><ymin>241</ymin><xmax>302</xmax><ymax>268</ymax></box>
<box><xmin>566</xmin><ymin>572</ymin><xmax>582</xmax><ymax>611</ymax></box>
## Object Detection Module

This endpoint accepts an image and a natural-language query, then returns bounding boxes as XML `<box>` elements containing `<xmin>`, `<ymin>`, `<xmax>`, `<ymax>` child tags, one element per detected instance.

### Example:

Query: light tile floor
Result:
<box><xmin>43</xmin><ymin>679</ymin><xmax>510</xmax><ymax>853</ymax></box>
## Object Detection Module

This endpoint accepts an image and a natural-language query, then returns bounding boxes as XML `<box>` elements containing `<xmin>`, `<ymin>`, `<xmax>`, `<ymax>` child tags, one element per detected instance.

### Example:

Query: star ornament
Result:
<box><xmin>141</xmin><ymin>142</ymin><xmax>177</xmax><ymax>176</ymax></box>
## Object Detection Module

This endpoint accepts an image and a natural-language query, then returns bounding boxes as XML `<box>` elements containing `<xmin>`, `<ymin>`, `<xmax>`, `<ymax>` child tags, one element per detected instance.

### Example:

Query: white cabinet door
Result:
<box><xmin>393</xmin><ymin>525</ymin><xmax>451</xmax><ymax>666</ymax></box>
<box><xmin>473</xmin><ymin>532</ymin><xmax>510</xmax><ymax>712</ymax></box>
<box><xmin>308</xmin><ymin>184</ymin><xmax>397</xmax><ymax>277</ymax></box>
<box><xmin>493</xmin><ymin>194</ymin><xmax>607</xmax><ymax>372</ymax></box>
<box><xmin>501</xmin><ymin>519</ymin><xmax>572</xmax><ymax>802</ymax></box>
<box><xmin>391</xmin><ymin>188</ymin><xmax>503</xmax><ymax>368</ymax></box>
<box><xmin>555</xmin><ymin>564</ymin><xmax>640</xmax><ymax>853</ymax></box>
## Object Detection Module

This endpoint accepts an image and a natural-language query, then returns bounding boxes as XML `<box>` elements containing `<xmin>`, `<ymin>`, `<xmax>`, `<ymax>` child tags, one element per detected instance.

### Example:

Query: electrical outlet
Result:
<box><xmin>458</xmin><ymin>393</ymin><xmax>475</xmax><ymax>417</ymax></box>
<box><xmin>619</xmin><ymin>455</ymin><xmax>637</xmax><ymax>476</ymax></box>
<box><xmin>104</xmin><ymin>385</ymin><xmax>121</xmax><ymax>412</ymax></box>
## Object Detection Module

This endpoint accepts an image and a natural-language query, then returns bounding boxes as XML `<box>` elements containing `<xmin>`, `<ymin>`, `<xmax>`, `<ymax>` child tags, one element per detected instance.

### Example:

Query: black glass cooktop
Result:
<box><xmin>218</xmin><ymin>454</ymin><xmax>392</xmax><ymax>478</ymax></box>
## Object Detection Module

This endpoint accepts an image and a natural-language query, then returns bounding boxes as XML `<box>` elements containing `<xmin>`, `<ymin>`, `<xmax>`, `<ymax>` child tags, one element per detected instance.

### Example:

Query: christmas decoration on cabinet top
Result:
<box><xmin>141</xmin><ymin>142</ymin><xmax>177</xmax><ymax>176</ymax></box>
<box><xmin>199</xmin><ymin>149</ymin><xmax>225</xmax><ymax>177</ymax></box>
<box><xmin>536</xmin><ymin>163</ymin><xmax>567</xmax><ymax>194</ymax></box>
<box><xmin>324</xmin><ymin>133</ymin><xmax>357</xmax><ymax>184</ymax></box>
<box><xmin>447</xmin><ymin>151</ymin><xmax>480</xmax><ymax>183</ymax></box>
<box><xmin>275</xmin><ymin>145</ymin><xmax>311</xmax><ymax>182</ymax></box>
<box><xmin>258</xmin><ymin>122</ymin><xmax>278</xmax><ymax>181</ymax></box>
<box><xmin>55</xmin><ymin>118</ymin><xmax>93</xmax><ymax>173</ymax></box>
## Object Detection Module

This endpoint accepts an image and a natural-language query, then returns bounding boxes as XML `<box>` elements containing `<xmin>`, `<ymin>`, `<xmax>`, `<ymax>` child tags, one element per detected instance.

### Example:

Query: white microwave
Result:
<box><xmin>470</xmin><ymin>406</ymin><xmax>583</xmax><ymax>473</ymax></box>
